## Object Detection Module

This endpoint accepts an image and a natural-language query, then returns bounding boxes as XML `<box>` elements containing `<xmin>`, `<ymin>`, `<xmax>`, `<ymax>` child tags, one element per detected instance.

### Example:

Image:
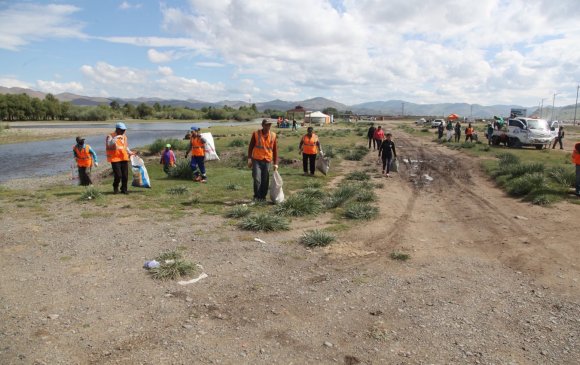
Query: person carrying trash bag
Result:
<box><xmin>73</xmin><ymin>136</ymin><xmax>98</xmax><ymax>186</ymax></box>
<box><xmin>106</xmin><ymin>121</ymin><xmax>134</xmax><ymax>194</ymax></box>
<box><xmin>378</xmin><ymin>132</ymin><xmax>397</xmax><ymax>177</ymax></box>
<box><xmin>299</xmin><ymin>126</ymin><xmax>322</xmax><ymax>176</ymax></box>
<box><xmin>160</xmin><ymin>143</ymin><xmax>176</xmax><ymax>174</ymax></box>
<box><xmin>185</xmin><ymin>126</ymin><xmax>207</xmax><ymax>183</ymax></box>
<box><xmin>248</xmin><ymin>119</ymin><xmax>278</xmax><ymax>202</ymax></box>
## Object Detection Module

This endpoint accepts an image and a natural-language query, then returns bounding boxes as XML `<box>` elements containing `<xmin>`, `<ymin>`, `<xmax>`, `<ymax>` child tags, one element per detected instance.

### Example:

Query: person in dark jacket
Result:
<box><xmin>378</xmin><ymin>132</ymin><xmax>397</xmax><ymax>177</ymax></box>
<box><xmin>437</xmin><ymin>123</ymin><xmax>444</xmax><ymax>140</ymax></box>
<box><xmin>552</xmin><ymin>126</ymin><xmax>565</xmax><ymax>149</ymax></box>
<box><xmin>367</xmin><ymin>124</ymin><xmax>376</xmax><ymax>150</ymax></box>
<box><xmin>454</xmin><ymin>122</ymin><xmax>461</xmax><ymax>142</ymax></box>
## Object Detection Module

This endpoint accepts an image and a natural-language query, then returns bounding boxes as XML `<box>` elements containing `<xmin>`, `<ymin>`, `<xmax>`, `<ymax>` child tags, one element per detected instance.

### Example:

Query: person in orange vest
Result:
<box><xmin>299</xmin><ymin>126</ymin><xmax>322</xmax><ymax>176</ymax></box>
<box><xmin>465</xmin><ymin>123</ymin><xmax>475</xmax><ymax>142</ymax></box>
<box><xmin>184</xmin><ymin>126</ymin><xmax>207</xmax><ymax>183</ymax></box>
<box><xmin>105</xmin><ymin>122</ymin><xmax>134</xmax><ymax>194</ymax></box>
<box><xmin>573</xmin><ymin>142</ymin><xmax>580</xmax><ymax>197</ymax></box>
<box><xmin>73</xmin><ymin>136</ymin><xmax>98</xmax><ymax>186</ymax></box>
<box><xmin>247</xmin><ymin>119</ymin><xmax>278</xmax><ymax>201</ymax></box>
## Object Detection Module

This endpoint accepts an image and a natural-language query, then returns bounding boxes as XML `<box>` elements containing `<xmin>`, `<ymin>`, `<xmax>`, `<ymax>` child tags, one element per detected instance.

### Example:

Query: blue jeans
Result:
<box><xmin>190</xmin><ymin>156</ymin><xmax>206</xmax><ymax>177</ymax></box>
<box><xmin>252</xmin><ymin>159</ymin><xmax>271</xmax><ymax>200</ymax></box>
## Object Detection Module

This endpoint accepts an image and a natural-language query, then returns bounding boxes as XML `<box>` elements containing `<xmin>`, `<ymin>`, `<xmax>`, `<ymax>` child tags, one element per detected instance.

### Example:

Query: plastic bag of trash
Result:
<box><xmin>270</xmin><ymin>170</ymin><xmax>285</xmax><ymax>204</ymax></box>
<box><xmin>316</xmin><ymin>151</ymin><xmax>330</xmax><ymax>175</ymax></box>
<box><xmin>131</xmin><ymin>155</ymin><xmax>152</xmax><ymax>188</ymax></box>
<box><xmin>390</xmin><ymin>158</ymin><xmax>399</xmax><ymax>173</ymax></box>
<box><xmin>200</xmin><ymin>132</ymin><xmax>219</xmax><ymax>161</ymax></box>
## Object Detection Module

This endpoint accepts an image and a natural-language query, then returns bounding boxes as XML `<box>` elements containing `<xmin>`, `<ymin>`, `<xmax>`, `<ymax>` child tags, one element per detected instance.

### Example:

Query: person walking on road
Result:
<box><xmin>73</xmin><ymin>136</ymin><xmax>98</xmax><ymax>186</ymax></box>
<box><xmin>454</xmin><ymin>121</ymin><xmax>462</xmax><ymax>143</ymax></box>
<box><xmin>374</xmin><ymin>126</ymin><xmax>385</xmax><ymax>155</ymax></box>
<box><xmin>446</xmin><ymin>120</ymin><xmax>454</xmax><ymax>142</ymax></box>
<box><xmin>292</xmin><ymin>119</ymin><xmax>297</xmax><ymax>131</ymax></box>
<box><xmin>248</xmin><ymin>119</ymin><xmax>278</xmax><ymax>201</ymax></box>
<box><xmin>465</xmin><ymin>123</ymin><xmax>475</xmax><ymax>142</ymax></box>
<box><xmin>486</xmin><ymin>122</ymin><xmax>494</xmax><ymax>145</ymax></box>
<box><xmin>378</xmin><ymin>133</ymin><xmax>397</xmax><ymax>177</ymax></box>
<box><xmin>106</xmin><ymin>122</ymin><xmax>133</xmax><ymax>194</ymax></box>
<box><xmin>185</xmin><ymin>126</ymin><xmax>207</xmax><ymax>183</ymax></box>
<box><xmin>437</xmin><ymin>123</ymin><xmax>444</xmax><ymax>140</ymax></box>
<box><xmin>367</xmin><ymin>123</ymin><xmax>376</xmax><ymax>150</ymax></box>
<box><xmin>160</xmin><ymin>144</ymin><xmax>176</xmax><ymax>174</ymax></box>
<box><xmin>552</xmin><ymin>126</ymin><xmax>565</xmax><ymax>150</ymax></box>
<box><xmin>573</xmin><ymin>142</ymin><xmax>580</xmax><ymax>197</ymax></box>
<box><xmin>299</xmin><ymin>126</ymin><xmax>321</xmax><ymax>176</ymax></box>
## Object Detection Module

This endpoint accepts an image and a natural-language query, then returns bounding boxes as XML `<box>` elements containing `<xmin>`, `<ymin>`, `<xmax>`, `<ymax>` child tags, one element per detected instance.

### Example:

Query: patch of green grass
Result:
<box><xmin>496</xmin><ymin>152</ymin><xmax>520</xmax><ymax>166</ymax></box>
<box><xmin>79</xmin><ymin>187</ymin><xmax>102</xmax><ymax>201</ymax></box>
<box><xmin>229</xmin><ymin>138</ymin><xmax>247</xmax><ymax>147</ymax></box>
<box><xmin>506</xmin><ymin>173</ymin><xmax>545</xmax><ymax>196</ymax></box>
<box><xmin>149</xmin><ymin>259</ymin><xmax>197</xmax><ymax>280</ymax></box>
<box><xmin>274</xmin><ymin>194</ymin><xmax>322</xmax><ymax>216</ymax></box>
<box><xmin>390</xmin><ymin>251</ymin><xmax>410</xmax><ymax>261</ymax></box>
<box><xmin>304</xmin><ymin>180</ymin><xmax>322</xmax><ymax>189</ymax></box>
<box><xmin>343</xmin><ymin>202</ymin><xmax>379</xmax><ymax>220</ymax></box>
<box><xmin>325</xmin><ymin>185</ymin><xmax>358</xmax><ymax>208</ymax></box>
<box><xmin>298</xmin><ymin>187</ymin><xmax>326</xmax><ymax>200</ymax></box>
<box><xmin>225</xmin><ymin>182</ymin><xmax>242</xmax><ymax>190</ymax></box>
<box><xmin>548</xmin><ymin>166</ymin><xmax>576</xmax><ymax>188</ymax></box>
<box><xmin>156</xmin><ymin>250</ymin><xmax>183</xmax><ymax>261</ymax></box>
<box><xmin>355</xmin><ymin>190</ymin><xmax>377</xmax><ymax>202</ymax></box>
<box><xmin>300</xmin><ymin>229</ymin><xmax>336</xmax><ymax>247</ymax></box>
<box><xmin>323</xmin><ymin>145</ymin><xmax>336</xmax><ymax>158</ymax></box>
<box><xmin>167</xmin><ymin>159</ymin><xmax>193</xmax><ymax>179</ymax></box>
<box><xmin>148</xmin><ymin>138</ymin><xmax>189</xmax><ymax>154</ymax></box>
<box><xmin>181</xmin><ymin>196</ymin><xmax>201</xmax><ymax>206</ymax></box>
<box><xmin>346</xmin><ymin>171</ymin><xmax>370</xmax><ymax>181</ymax></box>
<box><xmin>238</xmin><ymin>213</ymin><xmax>290</xmax><ymax>231</ymax></box>
<box><xmin>344</xmin><ymin>147</ymin><xmax>368</xmax><ymax>161</ymax></box>
<box><xmin>224</xmin><ymin>205</ymin><xmax>251</xmax><ymax>218</ymax></box>
<box><xmin>166</xmin><ymin>185</ymin><xmax>189</xmax><ymax>195</ymax></box>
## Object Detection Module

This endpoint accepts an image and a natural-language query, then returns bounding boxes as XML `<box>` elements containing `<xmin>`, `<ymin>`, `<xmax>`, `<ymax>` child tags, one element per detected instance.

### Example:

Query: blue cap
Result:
<box><xmin>190</xmin><ymin>125</ymin><xmax>200</xmax><ymax>131</ymax></box>
<box><xmin>115</xmin><ymin>121</ymin><xmax>127</xmax><ymax>130</ymax></box>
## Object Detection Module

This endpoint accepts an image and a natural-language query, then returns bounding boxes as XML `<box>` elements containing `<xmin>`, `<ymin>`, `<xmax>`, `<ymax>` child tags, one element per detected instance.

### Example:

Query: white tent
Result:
<box><xmin>306</xmin><ymin>111</ymin><xmax>331</xmax><ymax>125</ymax></box>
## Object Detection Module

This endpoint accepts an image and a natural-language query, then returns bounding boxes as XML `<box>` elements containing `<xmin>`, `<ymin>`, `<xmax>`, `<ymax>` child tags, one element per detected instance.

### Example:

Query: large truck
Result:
<box><xmin>491</xmin><ymin>117</ymin><xmax>559</xmax><ymax>150</ymax></box>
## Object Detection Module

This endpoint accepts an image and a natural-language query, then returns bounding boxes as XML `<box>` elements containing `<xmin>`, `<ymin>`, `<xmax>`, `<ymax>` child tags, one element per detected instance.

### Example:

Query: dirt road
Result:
<box><xmin>1</xmin><ymin>132</ymin><xmax>579</xmax><ymax>364</ymax></box>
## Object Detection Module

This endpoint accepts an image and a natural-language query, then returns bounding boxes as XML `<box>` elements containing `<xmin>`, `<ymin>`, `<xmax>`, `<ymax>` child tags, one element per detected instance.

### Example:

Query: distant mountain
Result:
<box><xmin>1</xmin><ymin>85</ymin><xmax>576</xmax><ymax>119</ymax></box>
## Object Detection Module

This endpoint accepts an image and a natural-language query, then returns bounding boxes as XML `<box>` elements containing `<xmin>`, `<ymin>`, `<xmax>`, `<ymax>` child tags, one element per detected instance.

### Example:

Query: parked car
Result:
<box><xmin>415</xmin><ymin>118</ymin><xmax>426</xmax><ymax>125</ymax></box>
<box><xmin>491</xmin><ymin>118</ymin><xmax>558</xmax><ymax>149</ymax></box>
<box><xmin>431</xmin><ymin>119</ymin><xmax>444</xmax><ymax>128</ymax></box>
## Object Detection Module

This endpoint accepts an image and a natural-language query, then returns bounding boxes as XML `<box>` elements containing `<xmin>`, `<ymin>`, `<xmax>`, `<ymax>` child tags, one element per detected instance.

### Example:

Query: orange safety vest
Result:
<box><xmin>73</xmin><ymin>144</ymin><xmax>93</xmax><ymax>168</ymax></box>
<box><xmin>252</xmin><ymin>130</ymin><xmax>276</xmax><ymax>162</ymax></box>
<box><xmin>302</xmin><ymin>134</ymin><xmax>319</xmax><ymax>154</ymax></box>
<box><xmin>106</xmin><ymin>132</ymin><xmax>129</xmax><ymax>163</ymax></box>
<box><xmin>573</xmin><ymin>143</ymin><xmax>580</xmax><ymax>165</ymax></box>
<box><xmin>190</xmin><ymin>136</ymin><xmax>205</xmax><ymax>157</ymax></box>
<box><xmin>466</xmin><ymin>127</ymin><xmax>474</xmax><ymax>136</ymax></box>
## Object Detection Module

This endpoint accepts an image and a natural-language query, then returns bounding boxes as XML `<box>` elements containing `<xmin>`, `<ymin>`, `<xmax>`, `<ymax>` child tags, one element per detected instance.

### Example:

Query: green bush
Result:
<box><xmin>224</xmin><ymin>205</ymin><xmax>251</xmax><ymax>218</ymax></box>
<box><xmin>300</xmin><ymin>229</ymin><xmax>335</xmax><ymax>247</ymax></box>
<box><xmin>167</xmin><ymin>159</ymin><xmax>193</xmax><ymax>179</ymax></box>
<box><xmin>323</xmin><ymin>145</ymin><xmax>336</xmax><ymax>158</ymax></box>
<box><xmin>548</xmin><ymin>166</ymin><xmax>576</xmax><ymax>187</ymax></box>
<box><xmin>346</xmin><ymin>171</ymin><xmax>370</xmax><ymax>181</ymax></box>
<box><xmin>343</xmin><ymin>202</ymin><xmax>379</xmax><ymax>220</ymax></box>
<box><xmin>531</xmin><ymin>194</ymin><xmax>554</xmax><ymax>206</ymax></box>
<box><xmin>274</xmin><ymin>194</ymin><xmax>322</xmax><ymax>216</ymax></box>
<box><xmin>344</xmin><ymin>146</ymin><xmax>368</xmax><ymax>161</ymax></box>
<box><xmin>496</xmin><ymin>152</ymin><xmax>520</xmax><ymax>167</ymax></box>
<box><xmin>238</xmin><ymin>213</ymin><xmax>290</xmax><ymax>231</ymax></box>
<box><xmin>229</xmin><ymin>139</ymin><xmax>247</xmax><ymax>147</ymax></box>
<box><xmin>506</xmin><ymin>173</ymin><xmax>545</xmax><ymax>196</ymax></box>
<box><xmin>148</xmin><ymin>138</ymin><xmax>189</xmax><ymax>154</ymax></box>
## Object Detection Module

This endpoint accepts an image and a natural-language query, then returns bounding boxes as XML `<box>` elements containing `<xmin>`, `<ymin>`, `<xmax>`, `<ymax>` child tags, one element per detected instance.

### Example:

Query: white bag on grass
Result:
<box><xmin>270</xmin><ymin>171</ymin><xmax>285</xmax><ymax>204</ymax></box>
<box><xmin>131</xmin><ymin>155</ymin><xmax>151</xmax><ymax>188</ymax></box>
<box><xmin>200</xmin><ymin>132</ymin><xmax>219</xmax><ymax>161</ymax></box>
<box><xmin>316</xmin><ymin>151</ymin><xmax>330</xmax><ymax>175</ymax></box>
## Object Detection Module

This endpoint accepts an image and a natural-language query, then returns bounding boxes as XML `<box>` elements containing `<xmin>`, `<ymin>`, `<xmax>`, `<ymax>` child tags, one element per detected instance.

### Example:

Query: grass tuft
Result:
<box><xmin>506</xmin><ymin>173</ymin><xmax>545</xmax><ymax>196</ymax></box>
<box><xmin>238</xmin><ymin>213</ymin><xmax>290</xmax><ymax>231</ymax></box>
<box><xmin>166</xmin><ymin>185</ymin><xmax>189</xmax><ymax>195</ymax></box>
<box><xmin>224</xmin><ymin>205</ymin><xmax>251</xmax><ymax>218</ymax></box>
<box><xmin>343</xmin><ymin>202</ymin><xmax>379</xmax><ymax>220</ymax></box>
<box><xmin>298</xmin><ymin>187</ymin><xmax>326</xmax><ymax>200</ymax></box>
<box><xmin>300</xmin><ymin>229</ymin><xmax>336</xmax><ymax>247</ymax></box>
<box><xmin>80</xmin><ymin>187</ymin><xmax>102</xmax><ymax>201</ymax></box>
<box><xmin>149</xmin><ymin>260</ymin><xmax>196</xmax><ymax>280</ymax></box>
<box><xmin>156</xmin><ymin>250</ymin><xmax>182</xmax><ymax>261</ymax></box>
<box><xmin>225</xmin><ymin>182</ymin><xmax>242</xmax><ymax>190</ymax></box>
<box><xmin>274</xmin><ymin>194</ymin><xmax>322</xmax><ymax>216</ymax></box>
<box><xmin>167</xmin><ymin>159</ymin><xmax>193</xmax><ymax>179</ymax></box>
<box><xmin>325</xmin><ymin>185</ymin><xmax>358</xmax><ymax>208</ymax></box>
<box><xmin>390</xmin><ymin>251</ymin><xmax>410</xmax><ymax>261</ymax></box>
<box><xmin>355</xmin><ymin>190</ymin><xmax>377</xmax><ymax>202</ymax></box>
<box><xmin>304</xmin><ymin>180</ymin><xmax>322</xmax><ymax>189</ymax></box>
<box><xmin>496</xmin><ymin>152</ymin><xmax>520</xmax><ymax>166</ymax></box>
<box><xmin>346</xmin><ymin>171</ymin><xmax>370</xmax><ymax>181</ymax></box>
<box><xmin>548</xmin><ymin>166</ymin><xmax>576</xmax><ymax>187</ymax></box>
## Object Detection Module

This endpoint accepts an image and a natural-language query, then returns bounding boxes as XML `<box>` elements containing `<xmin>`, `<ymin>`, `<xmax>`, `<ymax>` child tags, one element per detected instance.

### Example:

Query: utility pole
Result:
<box><xmin>574</xmin><ymin>84</ymin><xmax>579</xmax><ymax>126</ymax></box>
<box><xmin>539</xmin><ymin>98</ymin><xmax>545</xmax><ymax>119</ymax></box>
<box><xmin>401</xmin><ymin>102</ymin><xmax>405</xmax><ymax>118</ymax></box>
<box><xmin>551</xmin><ymin>92</ymin><xmax>558</xmax><ymax>121</ymax></box>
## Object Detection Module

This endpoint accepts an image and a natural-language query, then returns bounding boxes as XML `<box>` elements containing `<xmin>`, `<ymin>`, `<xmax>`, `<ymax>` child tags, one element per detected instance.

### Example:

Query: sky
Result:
<box><xmin>1</xmin><ymin>0</ymin><xmax>580</xmax><ymax>107</ymax></box>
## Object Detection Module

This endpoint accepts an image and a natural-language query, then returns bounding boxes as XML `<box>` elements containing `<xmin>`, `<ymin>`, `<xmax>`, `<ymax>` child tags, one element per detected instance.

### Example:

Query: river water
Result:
<box><xmin>0</xmin><ymin>120</ymin><xmax>259</xmax><ymax>182</ymax></box>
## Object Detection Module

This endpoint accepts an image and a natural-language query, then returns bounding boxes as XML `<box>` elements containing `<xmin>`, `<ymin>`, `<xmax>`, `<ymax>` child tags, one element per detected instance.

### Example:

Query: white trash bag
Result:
<box><xmin>200</xmin><ymin>132</ymin><xmax>219</xmax><ymax>161</ymax></box>
<box><xmin>316</xmin><ymin>151</ymin><xmax>330</xmax><ymax>176</ymax></box>
<box><xmin>131</xmin><ymin>155</ymin><xmax>151</xmax><ymax>188</ymax></box>
<box><xmin>270</xmin><ymin>170</ymin><xmax>285</xmax><ymax>204</ymax></box>
<box><xmin>390</xmin><ymin>158</ymin><xmax>399</xmax><ymax>173</ymax></box>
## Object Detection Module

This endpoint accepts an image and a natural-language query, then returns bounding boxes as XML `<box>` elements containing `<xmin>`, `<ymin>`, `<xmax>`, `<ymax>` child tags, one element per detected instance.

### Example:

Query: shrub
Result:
<box><xmin>325</xmin><ymin>185</ymin><xmax>358</xmax><ymax>208</ymax></box>
<box><xmin>355</xmin><ymin>190</ymin><xmax>377</xmax><ymax>202</ymax></box>
<box><xmin>229</xmin><ymin>139</ymin><xmax>247</xmax><ymax>147</ymax></box>
<box><xmin>507</xmin><ymin>163</ymin><xmax>544</xmax><ymax>178</ymax></box>
<box><xmin>548</xmin><ymin>166</ymin><xmax>576</xmax><ymax>187</ymax></box>
<box><xmin>80</xmin><ymin>187</ymin><xmax>102</xmax><ymax>201</ymax></box>
<box><xmin>323</xmin><ymin>146</ymin><xmax>336</xmax><ymax>158</ymax></box>
<box><xmin>344</xmin><ymin>146</ymin><xmax>368</xmax><ymax>161</ymax></box>
<box><xmin>238</xmin><ymin>213</ymin><xmax>290</xmax><ymax>231</ymax></box>
<box><xmin>304</xmin><ymin>180</ymin><xmax>322</xmax><ymax>189</ymax></box>
<box><xmin>343</xmin><ymin>202</ymin><xmax>379</xmax><ymax>220</ymax></box>
<box><xmin>461</xmin><ymin>142</ymin><xmax>475</xmax><ymax>149</ymax></box>
<box><xmin>531</xmin><ymin>194</ymin><xmax>554</xmax><ymax>206</ymax></box>
<box><xmin>506</xmin><ymin>173</ymin><xmax>545</xmax><ymax>196</ymax></box>
<box><xmin>149</xmin><ymin>259</ymin><xmax>196</xmax><ymax>280</ymax></box>
<box><xmin>148</xmin><ymin>138</ymin><xmax>189</xmax><ymax>154</ymax></box>
<box><xmin>224</xmin><ymin>205</ymin><xmax>251</xmax><ymax>218</ymax></box>
<box><xmin>166</xmin><ymin>186</ymin><xmax>189</xmax><ymax>195</ymax></box>
<box><xmin>390</xmin><ymin>252</ymin><xmax>410</xmax><ymax>261</ymax></box>
<box><xmin>346</xmin><ymin>171</ymin><xmax>370</xmax><ymax>181</ymax></box>
<box><xmin>298</xmin><ymin>187</ymin><xmax>326</xmax><ymax>200</ymax></box>
<box><xmin>156</xmin><ymin>250</ymin><xmax>182</xmax><ymax>261</ymax></box>
<box><xmin>300</xmin><ymin>229</ymin><xmax>335</xmax><ymax>247</ymax></box>
<box><xmin>496</xmin><ymin>152</ymin><xmax>520</xmax><ymax>167</ymax></box>
<box><xmin>168</xmin><ymin>159</ymin><xmax>193</xmax><ymax>179</ymax></box>
<box><xmin>274</xmin><ymin>194</ymin><xmax>322</xmax><ymax>216</ymax></box>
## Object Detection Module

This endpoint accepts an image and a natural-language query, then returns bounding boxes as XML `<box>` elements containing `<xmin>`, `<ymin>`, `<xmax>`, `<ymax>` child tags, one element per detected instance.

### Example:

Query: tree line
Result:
<box><xmin>0</xmin><ymin>93</ymin><xmax>273</xmax><ymax>122</ymax></box>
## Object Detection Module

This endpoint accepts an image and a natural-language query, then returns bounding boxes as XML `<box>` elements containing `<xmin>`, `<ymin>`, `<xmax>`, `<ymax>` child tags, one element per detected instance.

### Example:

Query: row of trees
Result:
<box><xmin>0</xmin><ymin>93</ymin><xmax>267</xmax><ymax>122</ymax></box>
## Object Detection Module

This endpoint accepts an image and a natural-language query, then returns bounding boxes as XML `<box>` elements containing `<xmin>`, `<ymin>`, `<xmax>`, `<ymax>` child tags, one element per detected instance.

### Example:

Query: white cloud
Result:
<box><xmin>36</xmin><ymin>80</ymin><xmax>84</xmax><ymax>94</ymax></box>
<box><xmin>157</xmin><ymin>66</ymin><xmax>173</xmax><ymax>76</ymax></box>
<box><xmin>119</xmin><ymin>1</ymin><xmax>142</xmax><ymax>10</ymax></box>
<box><xmin>0</xmin><ymin>77</ymin><xmax>31</xmax><ymax>89</ymax></box>
<box><xmin>95</xmin><ymin>36</ymin><xmax>208</xmax><ymax>50</ymax></box>
<box><xmin>148</xmin><ymin>49</ymin><xmax>176</xmax><ymax>63</ymax></box>
<box><xmin>0</xmin><ymin>3</ymin><xmax>85</xmax><ymax>51</ymax></box>
<box><xmin>196</xmin><ymin>62</ymin><xmax>225</xmax><ymax>68</ymax></box>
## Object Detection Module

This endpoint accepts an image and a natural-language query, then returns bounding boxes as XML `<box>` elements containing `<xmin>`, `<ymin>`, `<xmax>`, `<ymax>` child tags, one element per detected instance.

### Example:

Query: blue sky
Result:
<box><xmin>1</xmin><ymin>0</ymin><xmax>580</xmax><ymax>106</ymax></box>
